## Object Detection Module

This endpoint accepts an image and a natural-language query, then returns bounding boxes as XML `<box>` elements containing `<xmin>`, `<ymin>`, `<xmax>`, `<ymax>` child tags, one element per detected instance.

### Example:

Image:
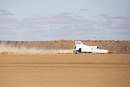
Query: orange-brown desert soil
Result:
<box><xmin>0</xmin><ymin>54</ymin><xmax>130</xmax><ymax>87</ymax></box>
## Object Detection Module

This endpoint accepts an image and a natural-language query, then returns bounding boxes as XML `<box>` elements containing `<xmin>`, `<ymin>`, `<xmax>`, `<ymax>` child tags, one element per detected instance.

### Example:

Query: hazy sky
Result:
<box><xmin>0</xmin><ymin>0</ymin><xmax>130</xmax><ymax>41</ymax></box>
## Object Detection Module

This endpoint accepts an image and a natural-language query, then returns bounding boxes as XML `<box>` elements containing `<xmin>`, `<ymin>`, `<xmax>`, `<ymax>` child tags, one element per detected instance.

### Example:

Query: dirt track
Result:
<box><xmin>0</xmin><ymin>54</ymin><xmax>130</xmax><ymax>87</ymax></box>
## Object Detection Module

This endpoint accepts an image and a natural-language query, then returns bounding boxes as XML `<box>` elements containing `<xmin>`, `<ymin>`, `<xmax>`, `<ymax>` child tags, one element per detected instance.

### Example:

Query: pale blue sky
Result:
<box><xmin>0</xmin><ymin>0</ymin><xmax>130</xmax><ymax>41</ymax></box>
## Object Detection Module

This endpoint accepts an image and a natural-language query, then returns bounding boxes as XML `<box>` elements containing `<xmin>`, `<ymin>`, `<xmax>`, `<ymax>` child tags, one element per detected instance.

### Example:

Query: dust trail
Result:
<box><xmin>0</xmin><ymin>43</ymin><xmax>73</xmax><ymax>55</ymax></box>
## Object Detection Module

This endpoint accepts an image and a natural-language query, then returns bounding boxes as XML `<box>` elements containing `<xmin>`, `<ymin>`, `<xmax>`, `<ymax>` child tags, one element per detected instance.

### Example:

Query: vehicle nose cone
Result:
<box><xmin>108</xmin><ymin>51</ymin><xmax>111</xmax><ymax>53</ymax></box>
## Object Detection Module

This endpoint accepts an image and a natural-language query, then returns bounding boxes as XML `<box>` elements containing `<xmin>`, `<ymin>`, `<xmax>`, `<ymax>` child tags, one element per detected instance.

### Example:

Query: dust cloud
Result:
<box><xmin>0</xmin><ymin>43</ymin><xmax>72</xmax><ymax>55</ymax></box>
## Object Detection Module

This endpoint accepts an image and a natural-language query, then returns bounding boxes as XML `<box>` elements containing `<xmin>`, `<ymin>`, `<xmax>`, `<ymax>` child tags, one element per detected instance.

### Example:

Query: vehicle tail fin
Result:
<box><xmin>75</xmin><ymin>41</ymin><xmax>83</xmax><ymax>45</ymax></box>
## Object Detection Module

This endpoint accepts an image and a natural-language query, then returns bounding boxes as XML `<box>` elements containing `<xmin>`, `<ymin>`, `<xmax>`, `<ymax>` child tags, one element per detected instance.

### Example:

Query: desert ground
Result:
<box><xmin>0</xmin><ymin>54</ymin><xmax>130</xmax><ymax>87</ymax></box>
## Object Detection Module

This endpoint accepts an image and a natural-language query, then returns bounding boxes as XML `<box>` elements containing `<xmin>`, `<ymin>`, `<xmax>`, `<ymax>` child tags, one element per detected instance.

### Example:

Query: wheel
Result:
<box><xmin>79</xmin><ymin>48</ymin><xmax>81</xmax><ymax>53</ymax></box>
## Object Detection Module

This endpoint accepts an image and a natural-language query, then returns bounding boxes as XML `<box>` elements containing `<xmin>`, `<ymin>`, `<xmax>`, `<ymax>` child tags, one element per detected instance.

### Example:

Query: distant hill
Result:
<box><xmin>0</xmin><ymin>40</ymin><xmax>130</xmax><ymax>54</ymax></box>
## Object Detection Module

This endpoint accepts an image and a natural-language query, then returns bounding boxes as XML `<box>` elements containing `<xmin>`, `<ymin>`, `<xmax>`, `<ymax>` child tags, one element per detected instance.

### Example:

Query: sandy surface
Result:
<box><xmin>0</xmin><ymin>54</ymin><xmax>130</xmax><ymax>87</ymax></box>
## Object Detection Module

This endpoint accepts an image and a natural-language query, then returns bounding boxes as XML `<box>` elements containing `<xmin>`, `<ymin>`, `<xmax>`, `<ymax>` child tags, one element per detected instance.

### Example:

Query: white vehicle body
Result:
<box><xmin>73</xmin><ymin>41</ymin><xmax>111</xmax><ymax>54</ymax></box>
